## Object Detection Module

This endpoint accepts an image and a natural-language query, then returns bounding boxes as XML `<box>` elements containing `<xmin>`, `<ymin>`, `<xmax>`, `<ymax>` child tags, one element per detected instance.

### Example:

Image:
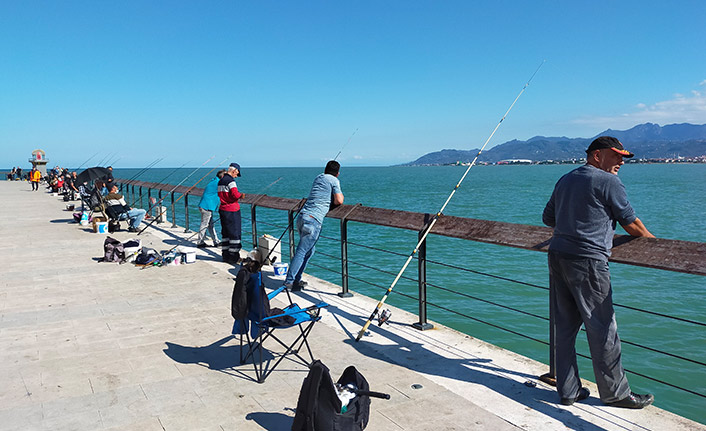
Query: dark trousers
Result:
<box><xmin>31</xmin><ymin>181</ymin><xmax>38</xmax><ymax>191</ymax></box>
<box><xmin>548</xmin><ymin>251</ymin><xmax>630</xmax><ymax>403</ymax></box>
<box><xmin>219</xmin><ymin>209</ymin><xmax>242</xmax><ymax>263</ymax></box>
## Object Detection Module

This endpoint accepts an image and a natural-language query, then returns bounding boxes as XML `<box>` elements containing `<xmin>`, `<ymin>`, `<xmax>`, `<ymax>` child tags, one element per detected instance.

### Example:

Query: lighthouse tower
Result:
<box><xmin>29</xmin><ymin>150</ymin><xmax>49</xmax><ymax>176</ymax></box>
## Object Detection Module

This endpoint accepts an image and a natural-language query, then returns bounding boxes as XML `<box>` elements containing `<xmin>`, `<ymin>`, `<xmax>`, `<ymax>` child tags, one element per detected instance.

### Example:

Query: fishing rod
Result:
<box><xmin>127</xmin><ymin>159</ymin><xmax>191</xmax><ymax>208</ymax></box>
<box><xmin>152</xmin><ymin>176</ymin><xmax>285</xmax><ymax>262</ymax></box>
<box><xmin>75</xmin><ymin>151</ymin><xmax>100</xmax><ymax>172</ymax></box>
<box><xmin>96</xmin><ymin>152</ymin><xmax>114</xmax><ymax>167</ymax></box>
<box><xmin>122</xmin><ymin>158</ymin><xmax>163</xmax><ymax>185</ymax></box>
<box><xmin>355</xmin><ymin>61</ymin><xmax>545</xmax><ymax>342</ymax></box>
<box><xmin>137</xmin><ymin>155</ymin><xmax>220</xmax><ymax>235</ymax></box>
<box><xmin>334</xmin><ymin>128</ymin><xmax>359</xmax><ymax>161</ymax></box>
<box><xmin>117</xmin><ymin>158</ymin><xmax>164</xmax><ymax>197</ymax></box>
<box><xmin>106</xmin><ymin>155</ymin><xmax>122</xmax><ymax>167</ymax></box>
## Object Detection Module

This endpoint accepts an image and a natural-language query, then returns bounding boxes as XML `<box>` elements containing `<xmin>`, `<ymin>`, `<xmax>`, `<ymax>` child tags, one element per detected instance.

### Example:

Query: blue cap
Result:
<box><xmin>229</xmin><ymin>162</ymin><xmax>241</xmax><ymax>177</ymax></box>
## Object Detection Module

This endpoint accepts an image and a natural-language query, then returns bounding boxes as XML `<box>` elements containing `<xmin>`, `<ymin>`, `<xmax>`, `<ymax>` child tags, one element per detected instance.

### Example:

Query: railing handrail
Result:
<box><xmin>118</xmin><ymin>178</ymin><xmax>706</xmax><ymax>276</ymax></box>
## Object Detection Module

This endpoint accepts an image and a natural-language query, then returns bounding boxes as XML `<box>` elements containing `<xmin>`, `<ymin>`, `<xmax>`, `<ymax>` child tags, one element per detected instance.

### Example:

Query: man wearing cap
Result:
<box><xmin>543</xmin><ymin>136</ymin><xmax>655</xmax><ymax>409</ymax></box>
<box><xmin>218</xmin><ymin>163</ymin><xmax>244</xmax><ymax>264</ymax></box>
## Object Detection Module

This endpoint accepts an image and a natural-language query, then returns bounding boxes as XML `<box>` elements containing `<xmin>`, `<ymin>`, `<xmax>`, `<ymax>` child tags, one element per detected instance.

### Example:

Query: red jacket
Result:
<box><xmin>217</xmin><ymin>174</ymin><xmax>242</xmax><ymax>212</ymax></box>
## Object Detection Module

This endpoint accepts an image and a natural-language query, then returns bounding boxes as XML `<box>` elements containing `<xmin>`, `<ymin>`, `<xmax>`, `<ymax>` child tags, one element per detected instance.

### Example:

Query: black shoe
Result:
<box><xmin>284</xmin><ymin>282</ymin><xmax>303</xmax><ymax>292</ymax></box>
<box><xmin>211</xmin><ymin>242</ymin><xmax>220</xmax><ymax>248</ymax></box>
<box><xmin>196</xmin><ymin>243</ymin><xmax>207</xmax><ymax>248</ymax></box>
<box><xmin>127</xmin><ymin>227</ymin><xmax>138</xmax><ymax>233</ymax></box>
<box><xmin>606</xmin><ymin>392</ymin><xmax>654</xmax><ymax>409</ymax></box>
<box><xmin>297</xmin><ymin>280</ymin><xmax>308</xmax><ymax>287</ymax></box>
<box><xmin>560</xmin><ymin>387</ymin><xmax>590</xmax><ymax>406</ymax></box>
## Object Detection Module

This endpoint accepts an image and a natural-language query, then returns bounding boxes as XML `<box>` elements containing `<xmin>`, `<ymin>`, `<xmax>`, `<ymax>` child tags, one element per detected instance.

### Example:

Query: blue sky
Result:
<box><xmin>2</xmin><ymin>1</ymin><xmax>705</xmax><ymax>168</ymax></box>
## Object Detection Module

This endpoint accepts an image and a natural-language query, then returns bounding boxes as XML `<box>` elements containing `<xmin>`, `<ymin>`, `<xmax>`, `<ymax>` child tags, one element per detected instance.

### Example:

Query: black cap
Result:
<box><xmin>586</xmin><ymin>136</ymin><xmax>634</xmax><ymax>158</ymax></box>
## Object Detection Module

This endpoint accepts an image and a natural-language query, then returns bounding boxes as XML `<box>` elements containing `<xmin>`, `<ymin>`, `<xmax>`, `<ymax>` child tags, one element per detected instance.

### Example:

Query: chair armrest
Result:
<box><xmin>259</xmin><ymin>302</ymin><xmax>329</xmax><ymax>323</ymax></box>
<box><xmin>267</xmin><ymin>285</ymin><xmax>286</xmax><ymax>300</ymax></box>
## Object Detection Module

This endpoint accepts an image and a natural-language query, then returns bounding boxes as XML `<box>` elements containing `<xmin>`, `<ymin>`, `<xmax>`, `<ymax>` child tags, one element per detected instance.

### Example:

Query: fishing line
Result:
<box><xmin>137</xmin><ymin>155</ymin><xmax>223</xmax><ymax>235</ymax></box>
<box><xmin>334</xmin><ymin>128</ymin><xmax>359</xmax><ymax>161</ymax></box>
<box><xmin>355</xmin><ymin>60</ymin><xmax>545</xmax><ymax>342</ymax></box>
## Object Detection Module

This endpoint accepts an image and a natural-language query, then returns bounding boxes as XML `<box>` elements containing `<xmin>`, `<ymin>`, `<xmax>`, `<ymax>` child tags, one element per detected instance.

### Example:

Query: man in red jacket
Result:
<box><xmin>218</xmin><ymin>163</ymin><xmax>244</xmax><ymax>264</ymax></box>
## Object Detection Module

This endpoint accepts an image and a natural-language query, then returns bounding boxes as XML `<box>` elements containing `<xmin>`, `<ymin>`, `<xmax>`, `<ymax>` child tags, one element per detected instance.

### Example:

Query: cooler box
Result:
<box><xmin>258</xmin><ymin>234</ymin><xmax>281</xmax><ymax>265</ymax></box>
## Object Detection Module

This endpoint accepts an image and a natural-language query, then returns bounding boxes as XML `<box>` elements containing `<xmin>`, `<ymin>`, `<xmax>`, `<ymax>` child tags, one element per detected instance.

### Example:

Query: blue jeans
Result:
<box><xmin>120</xmin><ymin>208</ymin><xmax>146</xmax><ymax>229</ymax></box>
<box><xmin>285</xmin><ymin>214</ymin><xmax>322</xmax><ymax>285</ymax></box>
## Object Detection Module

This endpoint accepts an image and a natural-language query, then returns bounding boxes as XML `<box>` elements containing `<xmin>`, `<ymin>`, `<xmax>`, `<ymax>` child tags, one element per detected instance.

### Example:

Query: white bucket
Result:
<box><xmin>176</xmin><ymin>246</ymin><xmax>197</xmax><ymax>263</ymax></box>
<box><xmin>96</xmin><ymin>222</ymin><xmax>108</xmax><ymax>234</ymax></box>
<box><xmin>273</xmin><ymin>262</ymin><xmax>288</xmax><ymax>277</ymax></box>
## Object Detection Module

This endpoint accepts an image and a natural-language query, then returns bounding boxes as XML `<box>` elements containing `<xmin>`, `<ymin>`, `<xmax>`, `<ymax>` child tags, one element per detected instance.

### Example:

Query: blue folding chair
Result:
<box><xmin>232</xmin><ymin>271</ymin><xmax>329</xmax><ymax>383</ymax></box>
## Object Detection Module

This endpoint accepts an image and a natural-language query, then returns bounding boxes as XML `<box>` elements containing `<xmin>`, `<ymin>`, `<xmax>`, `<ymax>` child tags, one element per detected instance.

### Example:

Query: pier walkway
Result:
<box><xmin>0</xmin><ymin>181</ymin><xmax>702</xmax><ymax>430</ymax></box>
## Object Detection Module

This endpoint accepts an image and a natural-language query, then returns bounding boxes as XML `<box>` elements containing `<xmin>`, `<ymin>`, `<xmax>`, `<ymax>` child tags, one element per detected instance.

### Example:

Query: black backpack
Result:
<box><xmin>292</xmin><ymin>360</ymin><xmax>376</xmax><ymax>431</ymax></box>
<box><xmin>101</xmin><ymin>237</ymin><xmax>124</xmax><ymax>263</ymax></box>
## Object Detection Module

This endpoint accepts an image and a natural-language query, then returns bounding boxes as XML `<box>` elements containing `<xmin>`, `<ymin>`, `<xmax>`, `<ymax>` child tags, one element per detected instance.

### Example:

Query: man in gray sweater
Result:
<box><xmin>543</xmin><ymin>136</ymin><xmax>655</xmax><ymax>409</ymax></box>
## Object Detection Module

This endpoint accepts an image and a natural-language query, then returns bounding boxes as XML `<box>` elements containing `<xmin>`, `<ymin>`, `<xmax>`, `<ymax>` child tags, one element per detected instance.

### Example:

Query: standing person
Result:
<box><xmin>104</xmin><ymin>166</ymin><xmax>115</xmax><ymax>191</ymax></box>
<box><xmin>10</xmin><ymin>167</ymin><xmax>16</xmax><ymax>181</ymax></box>
<box><xmin>30</xmin><ymin>167</ymin><xmax>41</xmax><ymax>191</ymax></box>
<box><xmin>285</xmin><ymin>160</ymin><xmax>344</xmax><ymax>291</ymax></box>
<box><xmin>218</xmin><ymin>163</ymin><xmax>244</xmax><ymax>264</ymax></box>
<box><xmin>542</xmin><ymin>136</ymin><xmax>655</xmax><ymax>409</ymax></box>
<box><xmin>16</xmin><ymin>167</ymin><xmax>22</xmax><ymax>181</ymax></box>
<box><xmin>65</xmin><ymin>171</ymin><xmax>79</xmax><ymax>199</ymax></box>
<box><xmin>196</xmin><ymin>170</ymin><xmax>225</xmax><ymax>248</ymax></box>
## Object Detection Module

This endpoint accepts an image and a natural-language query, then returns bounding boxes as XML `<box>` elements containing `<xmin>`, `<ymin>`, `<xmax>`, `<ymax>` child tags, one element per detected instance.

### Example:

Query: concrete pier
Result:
<box><xmin>0</xmin><ymin>180</ymin><xmax>703</xmax><ymax>430</ymax></box>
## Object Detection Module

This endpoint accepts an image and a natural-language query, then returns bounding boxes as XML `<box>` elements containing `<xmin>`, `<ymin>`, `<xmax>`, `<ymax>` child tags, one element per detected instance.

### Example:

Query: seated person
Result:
<box><xmin>105</xmin><ymin>184</ymin><xmax>147</xmax><ymax>233</ymax></box>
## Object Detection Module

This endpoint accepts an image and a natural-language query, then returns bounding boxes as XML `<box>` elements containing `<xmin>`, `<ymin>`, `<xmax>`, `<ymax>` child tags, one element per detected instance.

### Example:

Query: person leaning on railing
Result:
<box><xmin>542</xmin><ymin>136</ymin><xmax>655</xmax><ymax>410</ymax></box>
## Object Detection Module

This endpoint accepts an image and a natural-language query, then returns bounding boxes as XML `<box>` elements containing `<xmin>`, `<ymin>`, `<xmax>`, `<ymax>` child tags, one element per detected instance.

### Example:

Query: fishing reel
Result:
<box><xmin>377</xmin><ymin>309</ymin><xmax>392</xmax><ymax>326</ymax></box>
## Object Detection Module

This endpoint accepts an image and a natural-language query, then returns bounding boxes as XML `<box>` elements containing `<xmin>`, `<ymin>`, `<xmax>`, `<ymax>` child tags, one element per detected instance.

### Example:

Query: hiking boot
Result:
<box><xmin>560</xmin><ymin>387</ymin><xmax>590</xmax><ymax>406</ymax></box>
<box><xmin>196</xmin><ymin>243</ymin><xmax>207</xmax><ymax>249</ymax></box>
<box><xmin>127</xmin><ymin>227</ymin><xmax>138</xmax><ymax>233</ymax></box>
<box><xmin>606</xmin><ymin>392</ymin><xmax>654</xmax><ymax>409</ymax></box>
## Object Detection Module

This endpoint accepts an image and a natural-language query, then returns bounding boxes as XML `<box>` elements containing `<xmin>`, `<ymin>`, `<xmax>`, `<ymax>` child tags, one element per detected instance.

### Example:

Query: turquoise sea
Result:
<box><xmin>113</xmin><ymin>164</ymin><xmax>705</xmax><ymax>423</ymax></box>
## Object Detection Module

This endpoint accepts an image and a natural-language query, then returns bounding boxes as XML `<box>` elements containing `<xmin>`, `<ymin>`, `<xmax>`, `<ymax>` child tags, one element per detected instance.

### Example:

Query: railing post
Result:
<box><xmin>139</xmin><ymin>186</ymin><xmax>143</xmax><ymax>209</ymax></box>
<box><xmin>171</xmin><ymin>191</ymin><xmax>177</xmax><ymax>228</ymax></box>
<box><xmin>413</xmin><ymin>229</ymin><xmax>433</xmax><ymax>330</ymax></box>
<box><xmin>251</xmin><ymin>204</ymin><xmax>258</xmax><ymax>248</ymax></box>
<box><xmin>338</xmin><ymin>204</ymin><xmax>360</xmax><ymax>298</ymax></box>
<box><xmin>184</xmin><ymin>193</ymin><xmax>190</xmax><ymax>233</ymax></box>
<box><xmin>540</xmin><ymin>283</ymin><xmax>557</xmax><ymax>386</ymax></box>
<box><xmin>147</xmin><ymin>188</ymin><xmax>151</xmax><ymax>212</ymax></box>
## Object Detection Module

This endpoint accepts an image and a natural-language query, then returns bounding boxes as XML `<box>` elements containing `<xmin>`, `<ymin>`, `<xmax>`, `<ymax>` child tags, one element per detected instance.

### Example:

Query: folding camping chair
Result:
<box><xmin>231</xmin><ymin>265</ymin><xmax>329</xmax><ymax>383</ymax></box>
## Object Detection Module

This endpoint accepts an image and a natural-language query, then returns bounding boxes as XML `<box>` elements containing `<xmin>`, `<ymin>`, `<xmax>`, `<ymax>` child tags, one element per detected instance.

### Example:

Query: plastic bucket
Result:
<box><xmin>96</xmin><ymin>222</ymin><xmax>108</xmax><ymax>234</ymax></box>
<box><xmin>273</xmin><ymin>262</ymin><xmax>288</xmax><ymax>277</ymax></box>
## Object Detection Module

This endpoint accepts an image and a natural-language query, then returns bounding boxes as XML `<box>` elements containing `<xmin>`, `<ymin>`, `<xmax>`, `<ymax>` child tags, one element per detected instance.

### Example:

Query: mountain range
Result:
<box><xmin>403</xmin><ymin>123</ymin><xmax>706</xmax><ymax>165</ymax></box>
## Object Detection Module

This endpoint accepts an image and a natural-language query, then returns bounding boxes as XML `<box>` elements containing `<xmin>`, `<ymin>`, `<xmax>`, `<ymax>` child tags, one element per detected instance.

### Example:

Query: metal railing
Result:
<box><xmin>117</xmin><ymin>178</ymin><xmax>706</xmax><ymax>404</ymax></box>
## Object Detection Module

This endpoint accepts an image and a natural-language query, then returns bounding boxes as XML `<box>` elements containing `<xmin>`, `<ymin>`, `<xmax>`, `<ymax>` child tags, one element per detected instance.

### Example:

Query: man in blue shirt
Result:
<box><xmin>543</xmin><ymin>136</ymin><xmax>655</xmax><ymax>409</ymax></box>
<box><xmin>285</xmin><ymin>160</ymin><xmax>344</xmax><ymax>291</ymax></box>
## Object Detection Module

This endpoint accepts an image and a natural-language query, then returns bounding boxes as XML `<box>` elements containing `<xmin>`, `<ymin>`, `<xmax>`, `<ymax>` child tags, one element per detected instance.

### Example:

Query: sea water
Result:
<box><xmin>115</xmin><ymin>164</ymin><xmax>706</xmax><ymax>423</ymax></box>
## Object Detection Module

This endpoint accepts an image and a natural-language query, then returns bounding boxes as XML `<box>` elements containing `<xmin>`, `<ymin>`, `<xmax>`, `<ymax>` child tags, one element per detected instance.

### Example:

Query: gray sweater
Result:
<box><xmin>543</xmin><ymin>164</ymin><xmax>636</xmax><ymax>261</ymax></box>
